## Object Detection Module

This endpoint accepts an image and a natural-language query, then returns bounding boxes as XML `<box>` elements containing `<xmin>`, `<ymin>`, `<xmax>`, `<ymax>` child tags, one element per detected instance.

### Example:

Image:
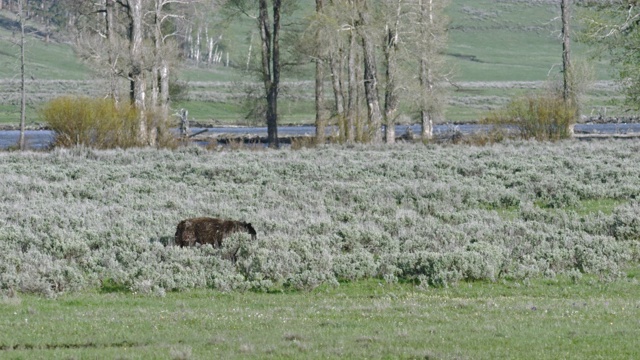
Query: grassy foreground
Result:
<box><xmin>1</xmin><ymin>276</ymin><xmax>640</xmax><ymax>359</ymax></box>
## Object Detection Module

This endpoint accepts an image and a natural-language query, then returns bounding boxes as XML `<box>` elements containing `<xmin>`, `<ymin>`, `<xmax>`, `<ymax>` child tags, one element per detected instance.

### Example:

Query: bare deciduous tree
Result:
<box><xmin>561</xmin><ymin>0</ymin><xmax>576</xmax><ymax>136</ymax></box>
<box><xmin>127</xmin><ymin>0</ymin><xmax>148</xmax><ymax>143</ymax></box>
<box><xmin>346</xmin><ymin>22</ymin><xmax>360</xmax><ymax>143</ymax></box>
<box><xmin>383</xmin><ymin>0</ymin><xmax>402</xmax><ymax>144</ymax></box>
<box><xmin>413</xmin><ymin>0</ymin><xmax>449</xmax><ymax>140</ymax></box>
<box><xmin>581</xmin><ymin>0</ymin><xmax>640</xmax><ymax>110</ymax></box>
<box><xmin>18</xmin><ymin>0</ymin><xmax>26</xmax><ymax>150</ymax></box>
<box><xmin>561</xmin><ymin>0</ymin><xmax>572</xmax><ymax>104</ymax></box>
<box><xmin>150</xmin><ymin>0</ymin><xmax>189</xmax><ymax>143</ymax></box>
<box><xmin>258</xmin><ymin>0</ymin><xmax>282</xmax><ymax>148</ymax></box>
<box><xmin>322</xmin><ymin>0</ymin><xmax>358</xmax><ymax>143</ymax></box>
<box><xmin>314</xmin><ymin>0</ymin><xmax>327</xmax><ymax>145</ymax></box>
<box><xmin>105</xmin><ymin>0</ymin><xmax>120</xmax><ymax>104</ymax></box>
<box><xmin>227</xmin><ymin>0</ymin><xmax>287</xmax><ymax>148</ymax></box>
<box><xmin>356</xmin><ymin>1</ymin><xmax>383</xmax><ymax>143</ymax></box>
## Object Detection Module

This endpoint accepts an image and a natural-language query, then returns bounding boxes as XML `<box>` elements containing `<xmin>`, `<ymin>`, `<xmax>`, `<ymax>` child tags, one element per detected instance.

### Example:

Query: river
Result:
<box><xmin>1</xmin><ymin>123</ymin><xmax>640</xmax><ymax>150</ymax></box>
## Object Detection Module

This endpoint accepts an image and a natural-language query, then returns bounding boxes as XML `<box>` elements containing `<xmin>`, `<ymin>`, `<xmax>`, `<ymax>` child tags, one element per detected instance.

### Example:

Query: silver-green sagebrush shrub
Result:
<box><xmin>1</xmin><ymin>143</ymin><xmax>639</xmax><ymax>296</ymax></box>
<box><xmin>610</xmin><ymin>202</ymin><xmax>640</xmax><ymax>241</ymax></box>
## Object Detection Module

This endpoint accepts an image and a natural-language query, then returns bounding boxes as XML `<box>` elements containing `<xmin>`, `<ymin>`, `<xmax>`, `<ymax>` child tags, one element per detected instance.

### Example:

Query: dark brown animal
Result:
<box><xmin>174</xmin><ymin>217</ymin><xmax>257</xmax><ymax>262</ymax></box>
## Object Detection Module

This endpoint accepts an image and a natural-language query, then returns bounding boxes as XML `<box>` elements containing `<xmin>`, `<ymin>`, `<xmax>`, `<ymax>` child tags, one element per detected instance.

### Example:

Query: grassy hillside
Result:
<box><xmin>444</xmin><ymin>1</ymin><xmax>619</xmax><ymax>122</ymax></box>
<box><xmin>447</xmin><ymin>0</ymin><xmax>608</xmax><ymax>81</ymax></box>
<box><xmin>0</xmin><ymin>11</ymin><xmax>91</xmax><ymax>126</ymax></box>
<box><xmin>0</xmin><ymin>2</ymin><xmax>627</xmax><ymax>126</ymax></box>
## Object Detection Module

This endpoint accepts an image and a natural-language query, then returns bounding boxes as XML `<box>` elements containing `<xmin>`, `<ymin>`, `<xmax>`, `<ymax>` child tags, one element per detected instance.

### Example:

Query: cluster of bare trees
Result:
<box><xmin>304</xmin><ymin>0</ymin><xmax>450</xmax><ymax>145</ymax></box>
<box><xmin>4</xmin><ymin>0</ymin><xmax>228</xmax><ymax>147</ymax></box>
<box><xmin>227</xmin><ymin>0</ymin><xmax>449</xmax><ymax>147</ymax></box>
<box><xmin>181</xmin><ymin>5</ymin><xmax>227</xmax><ymax>66</ymax></box>
<box><xmin>69</xmin><ymin>0</ymin><xmax>202</xmax><ymax>145</ymax></box>
<box><xmin>7</xmin><ymin>0</ymin><xmax>451</xmax><ymax>148</ymax></box>
<box><xmin>8</xmin><ymin>1</ymin><xmax>640</xmax><ymax>149</ymax></box>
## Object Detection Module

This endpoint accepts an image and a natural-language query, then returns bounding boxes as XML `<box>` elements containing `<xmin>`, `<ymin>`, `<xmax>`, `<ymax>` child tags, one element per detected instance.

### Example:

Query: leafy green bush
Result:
<box><xmin>483</xmin><ymin>94</ymin><xmax>576</xmax><ymax>141</ymax></box>
<box><xmin>41</xmin><ymin>96</ymin><xmax>140</xmax><ymax>148</ymax></box>
<box><xmin>41</xmin><ymin>96</ymin><xmax>155</xmax><ymax>149</ymax></box>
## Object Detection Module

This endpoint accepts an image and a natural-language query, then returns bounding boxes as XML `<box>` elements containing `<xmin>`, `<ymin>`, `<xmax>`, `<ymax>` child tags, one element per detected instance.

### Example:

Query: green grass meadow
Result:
<box><xmin>2</xmin><ymin>276</ymin><xmax>640</xmax><ymax>359</ymax></box>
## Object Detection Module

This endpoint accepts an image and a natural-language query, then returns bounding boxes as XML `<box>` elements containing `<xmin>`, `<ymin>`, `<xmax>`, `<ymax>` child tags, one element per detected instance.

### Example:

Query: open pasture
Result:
<box><xmin>1</xmin><ymin>141</ymin><xmax>640</xmax><ymax>358</ymax></box>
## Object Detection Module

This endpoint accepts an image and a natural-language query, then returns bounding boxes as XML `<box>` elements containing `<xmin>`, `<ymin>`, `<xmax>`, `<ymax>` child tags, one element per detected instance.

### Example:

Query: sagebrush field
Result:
<box><xmin>1</xmin><ymin>141</ymin><xmax>639</xmax><ymax>297</ymax></box>
<box><xmin>2</xmin><ymin>141</ymin><xmax>640</xmax><ymax>359</ymax></box>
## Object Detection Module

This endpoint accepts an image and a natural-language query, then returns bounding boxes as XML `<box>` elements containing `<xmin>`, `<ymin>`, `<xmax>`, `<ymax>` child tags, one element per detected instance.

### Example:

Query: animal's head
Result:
<box><xmin>175</xmin><ymin>219</ymin><xmax>196</xmax><ymax>247</ymax></box>
<box><xmin>243</xmin><ymin>222</ymin><xmax>257</xmax><ymax>240</ymax></box>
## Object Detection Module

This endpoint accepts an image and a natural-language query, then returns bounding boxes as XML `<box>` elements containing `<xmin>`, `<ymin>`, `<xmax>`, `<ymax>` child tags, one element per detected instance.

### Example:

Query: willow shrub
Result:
<box><xmin>42</xmin><ymin>96</ymin><xmax>143</xmax><ymax>149</ymax></box>
<box><xmin>484</xmin><ymin>94</ymin><xmax>576</xmax><ymax>141</ymax></box>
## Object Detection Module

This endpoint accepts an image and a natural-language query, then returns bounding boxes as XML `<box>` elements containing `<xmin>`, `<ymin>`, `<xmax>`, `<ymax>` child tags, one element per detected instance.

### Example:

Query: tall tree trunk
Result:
<box><xmin>259</xmin><ymin>0</ymin><xmax>281</xmax><ymax>148</ymax></box>
<box><xmin>186</xmin><ymin>25</ymin><xmax>192</xmax><ymax>59</ymax></box>
<box><xmin>246</xmin><ymin>32</ymin><xmax>253</xmax><ymax>71</ymax></box>
<box><xmin>151</xmin><ymin>3</ymin><xmax>159</xmax><ymax>110</ymax></box>
<box><xmin>128</xmin><ymin>0</ymin><xmax>147</xmax><ymax>144</ymax></box>
<box><xmin>346</xmin><ymin>29</ymin><xmax>358</xmax><ymax>143</ymax></box>
<box><xmin>208</xmin><ymin>36</ymin><xmax>214</xmax><ymax>64</ymax></box>
<box><xmin>18</xmin><ymin>0</ymin><xmax>26</xmax><ymax>150</ymax></box>
<box><xmin>315</xmin><ymin>58</ymin><xmax>326</xmax><ymax>144</ymax></box>
<box><xmin>419</xmin><ymin>60</ymin><xmax>434</xmax><ymax>140</ymax></box>
<box><xmin>315</xmin><ymin>0</ymin><xmax>326</xmax><ymax>145</ymax></box>
<box><xmin>561</xmin><ymin>0</ymin><xmax>575</xmax><ymax>136</ymax></box>
<box><xmin>329</xmin><ymin>54</ymin><xmax>344</xmax><ymax>118</ymax></box>
<box><xmin>151</xmin><ymin>64</ymin><xmax>158</xmax><ymax>109</ymax></box>
<box><xmin>150</xmin><ymin>0</ymin><xmax>167</xmax><ymax>146</ymax></box>
<box><xmin>195</xmin><ymin>26</ymin><xmax>201</xmax><ymax>63</ymax></box>
<box><xmin>105</xmin><ymin>0</ymin><xmax>119</xmax><ymax>104</ymax></box>
<box><xmin>160</xmin><ymin>61</ymin><xmax>169</xmax><ymax>117</ymax></box>
<box><xmin>383</xmin><ymin>29</ymin><xmax>396</xmax><ymax>144</ymax></box>
<box><xmin>358</xmin><ymin>9</ymin><xmax>383</xmax><ymax>144</ymax></box>
<box><xmin>329</xmin><ymin>52</ymin><xmax>345</xmax><ymax>142</ymax></box>
<box><xmin>419</xmin><ymin>0</ymin><xmax>435</xmax><ymax>140</ymax></box>
<box><xmin>269</xmin><ymin>0</ymin><xmax>281</xmax><ymax>148</ymax></box>
<box><xmin>561</xmin><ymin>0</ymin><xmax>571</xmax><ymax>104</ymax></box>
<box><xmin>384</xmin><ymin>1</ymin><xmax>402</xmax><ymax>144</ymax></box>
